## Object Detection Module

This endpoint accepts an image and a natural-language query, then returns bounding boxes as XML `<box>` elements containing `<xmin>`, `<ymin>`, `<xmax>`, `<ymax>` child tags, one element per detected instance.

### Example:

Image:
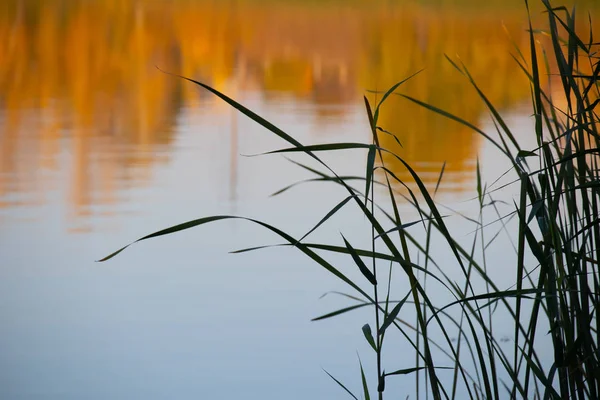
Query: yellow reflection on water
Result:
<box><xmin>0</xmin><ymin>0</ymin><xmax>597</xmax><ymax>224</ymax></box>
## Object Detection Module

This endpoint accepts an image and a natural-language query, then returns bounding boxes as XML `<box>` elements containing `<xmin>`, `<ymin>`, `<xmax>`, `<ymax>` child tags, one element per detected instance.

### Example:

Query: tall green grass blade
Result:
<box><xmin>358</xmin><ymin>356</ymin><xmax>371</xmax><ymax>400</ymax></box>
<box><xmin>513</xmin><ymin>176</ymin><xmax>529</xmax><ymax>398</ymax></box>
<box><xmin>525</xmin><ymin>0</ymin><xmax>545</xmax><ymax>147</ymax></box>
<box><xmin>380</xmin><ymin>291</ymin><xmax>411</xmax><ymax>335</ymax></box>
<box><xmin>342</xmin><ymin>235</ymin><xmax>377</xmax><ymax>286</ymax></box>
<box><xmin>462</xmin><ymin>313</ymin><xmax>494</xmax><ymax>400</ymax></box>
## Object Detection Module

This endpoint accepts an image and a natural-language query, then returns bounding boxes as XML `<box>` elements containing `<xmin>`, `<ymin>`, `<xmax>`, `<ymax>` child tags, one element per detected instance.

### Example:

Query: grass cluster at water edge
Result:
<box><xmin>99</xmin><ymin>1</ymin><xmax>599</xmax><ymax>398</ymax></box>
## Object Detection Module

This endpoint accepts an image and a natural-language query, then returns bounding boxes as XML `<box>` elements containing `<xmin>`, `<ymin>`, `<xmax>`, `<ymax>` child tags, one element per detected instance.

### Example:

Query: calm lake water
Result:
<box><xmin>0</xmin><ymin>1</ymin><xmax>597</xmax><ymax>399</ymax></box>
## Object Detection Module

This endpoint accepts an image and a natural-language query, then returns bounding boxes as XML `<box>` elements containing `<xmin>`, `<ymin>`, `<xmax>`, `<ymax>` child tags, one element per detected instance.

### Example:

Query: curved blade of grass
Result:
<box><xmin>376</xmin><ymin>127</ymin><xmax>403</xmax><ymax>147</ymax></box>
<box><xmin>319</xmin><ymin>291</ymin><xmax>366</xmax><ymax>303</ymax></box>
<box><xmin>380</xmin><ymin>148</ymin><xmax>475</xmax><ymax>293</ymax></box>
<box><xmin>375</xmin><ymin>217</ymin><xmax>447</xmax><ymax>240</ymax></box>
<box><xmin>384</xmin><ymin>366</ymin><xmax>450</xmax><ymax>377</ymax></box>
<box><xmin>380</xmin><ymin>291</ymin><xmax>411</xmax><ymax>335</ymax></box>
<box><xmin>157</xmin><ymin>70</ymin><xmax>395</xmax><ymax>237</ymax></box>
<box><xmin>323</xmin><ymin>369</ymin><xmax>359</xmax><ymax>400</ymax></box>
<box><xmin>444</xmin><ymin>53</ymin><xmax>464</xmax><ymax>75</ymax></box>
<box><xmin>434</xmin><ymin>161</ymin><xmax>446</xmax><ymax>196</ymax></box>
<box><xmin>157</xmin><ymin>69</ymin><xmax>396</xmax><ymax>257</ymax></box>
<box><xmin>97</xmin><ymin>216</ymin><xmax>231</xmax><ymax>262</ymax></box>
<box><xmin>373</xmin><ymin>69</ymin><xmax>425</xmax><ymax>123</ymax></box>
<box><xmin>158</xmin><ymin>72</ymin><xmax>455</xmax><ymax>375</ymax></box>
<box><xmin>312</xmin><ymin>303</ymin><xmax>369</xmax><ymax>322</ymax></box>
<box><xmin>259</xmin><ymin>142</ymin><xmax>372</xmax><ymax>155</ymax></box>
<box><xmin>342</xmin><ymin>235</ymin><xmax>377</xmax><ymax>286</ymax></box>
<box><xmin>98</xmin><ymin>215</ymin><xmax>374</xmax><ymax>304</ymax></box>
<box><xmin>358</xmin><ymin>355</ymin><xmax>371</xmax><ymax>400</ymax></box>
<box><xmin>229</xmin><ymin>242</ymin><xmax>399</xmax><ymax>273</ymax></box>
<box><xmin>284</xmin><ymin>157</ymin><xmax>328</xmax><ymax>178</ymax></box>
<box><xmin>519</xmin><ymin>351</ymin><xmax>561</xmax><ymax>399</ymax></box>
<box><xmin>547</xmin><ymin>4</ymin><xmax>590</xmax><ymax>53</ymax></box>
<box><xmin>427</xmin><ymin>289</ymin><xmax>543</xmax><ymax>326</ymax></box>
<box><xmin>299</xmin><ymin>195</ymin><xmax>355</xmax><ymax>242</ymax></box>
<box><xmin>230</xmin><ymin>244</ymin><xmax>290</xmax><ymax>254</ymax></box>
<box><xmin>298</xmin><ymin>243</ymin><xmax>455</xmax><ymax>307</ymax></box>
<box><xmin>379</xmin><ymin>154</ymin><xmax>512</xmax><ymax>400</ymax></box>
<box><xmin>270</xmin><ymin>176</ymin><xmax>367</xmax><ymax>197</ymax></box>
<box><xmin>156</xmin><ymin>68</ymin><xmax>309</xmax><ymax>151</ymax></box>
<box><xmin>399</xmin><ymin>94</ymin><xmax>507</xmax><ymax>157</ymax></box>
<box><xmin>311</xmin><ymin>296</ymin><xmax>419</xmax><ymax>323</ymax></box>
<box><xmin>459</xmin><ymin>61</ymin><xmax>523</xmax><ymax>154</ymax></box>
<box><xmin>462</xmin><ymin>310</ymin><xmax>494</xmax><ymax>399</ymax></box>
<box><xmin>375</xmin><ymin>165</ymin><xmax>428</xmax><ymax>230</ymax></box>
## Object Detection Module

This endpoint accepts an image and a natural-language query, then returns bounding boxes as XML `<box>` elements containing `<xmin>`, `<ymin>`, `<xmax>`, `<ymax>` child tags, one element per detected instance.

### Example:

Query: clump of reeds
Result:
<box><xmin>99</xmin><ymin>1</ymin><xmax>599</xmax><ymax>399</ymax></box>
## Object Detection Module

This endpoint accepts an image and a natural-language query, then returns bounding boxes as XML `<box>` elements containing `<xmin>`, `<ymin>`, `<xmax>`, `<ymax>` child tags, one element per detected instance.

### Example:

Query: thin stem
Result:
<box><xmin>372</xmin><ymin>153</ymin><xmax>383</xmax><ymax>400</ymax></box>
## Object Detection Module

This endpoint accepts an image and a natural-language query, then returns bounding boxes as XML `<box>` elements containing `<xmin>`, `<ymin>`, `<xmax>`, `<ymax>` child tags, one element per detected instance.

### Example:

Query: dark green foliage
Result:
<box><xmin>100</xmin><ymin>1</ymin><xmax>598</xmax><ymax>398</ymax></box>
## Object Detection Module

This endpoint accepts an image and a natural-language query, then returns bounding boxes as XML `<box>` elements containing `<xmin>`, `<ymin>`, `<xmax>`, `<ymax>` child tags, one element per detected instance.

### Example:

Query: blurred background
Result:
<box><xmin>0</xmin><ymin>1</ymin><xmax>597</xmax><ymax>399</ymax></box>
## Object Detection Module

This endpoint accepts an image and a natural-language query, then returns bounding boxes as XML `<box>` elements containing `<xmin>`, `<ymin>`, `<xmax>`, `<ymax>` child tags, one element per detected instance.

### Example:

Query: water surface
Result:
<box><xmin>0</xmin><ymin>1</ymin><xmax>597</xmax><ymax>398</ymax></box>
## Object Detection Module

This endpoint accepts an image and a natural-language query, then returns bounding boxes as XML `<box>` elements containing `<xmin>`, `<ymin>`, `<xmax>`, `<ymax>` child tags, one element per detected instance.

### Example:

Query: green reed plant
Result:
<box><xmin>100</xmin><ymin>1</ymin><xmax>598</xmax><ymax>398</ymax></box>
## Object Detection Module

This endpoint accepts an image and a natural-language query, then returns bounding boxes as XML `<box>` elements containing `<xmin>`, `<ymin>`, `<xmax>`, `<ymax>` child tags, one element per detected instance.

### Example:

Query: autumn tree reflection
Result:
<box><xmin>0</xmin><ymin>0</ymin><xmax>597</xmax><ymax>224</ymax></box>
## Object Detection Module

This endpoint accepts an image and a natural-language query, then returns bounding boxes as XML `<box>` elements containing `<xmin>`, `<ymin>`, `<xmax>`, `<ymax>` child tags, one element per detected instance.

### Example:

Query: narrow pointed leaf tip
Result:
<box><xmin>96</xmin><ymin>246</ymin><xmax>129</xmax><ymax>262</ymax></box>
<box><xmin>384</xmin><ymin>366</ymin><xmax>438</xmax><ymax>377</ymax></box>
<box><xmin>362</xmin><ymin>324</ymin><xmax>378</xmax><ymax>352</ymax></box>
<box><xmin>358</xmin><ymin>356</ymin><xmax>371</xmax><ymax>400</ymax></box>
<box><xmin>365</xmin><ymin>145</ymin><xmax>376</xmax><ymax>202</ymax></box>
<box><xmin>96</xmin><ymin>215</ymin><xmax>233</xmax><ymax>262</ymax></box>
<box><xmin>380</xmin><ymin>291</ymin><xmax>411</xmax><ymax>335</ymax></box>
<box><xmin>323</xmin><ymin>369</ymin><xmax>359</xmax><ymax>400</ymax></box>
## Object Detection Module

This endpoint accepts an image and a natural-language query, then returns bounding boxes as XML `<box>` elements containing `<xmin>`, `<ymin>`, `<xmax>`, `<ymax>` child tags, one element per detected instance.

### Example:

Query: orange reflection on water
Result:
<box><xmin>0</xmin><ymin>0</ymin><xmax>597</xmax><ymax>227</ymax></box>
